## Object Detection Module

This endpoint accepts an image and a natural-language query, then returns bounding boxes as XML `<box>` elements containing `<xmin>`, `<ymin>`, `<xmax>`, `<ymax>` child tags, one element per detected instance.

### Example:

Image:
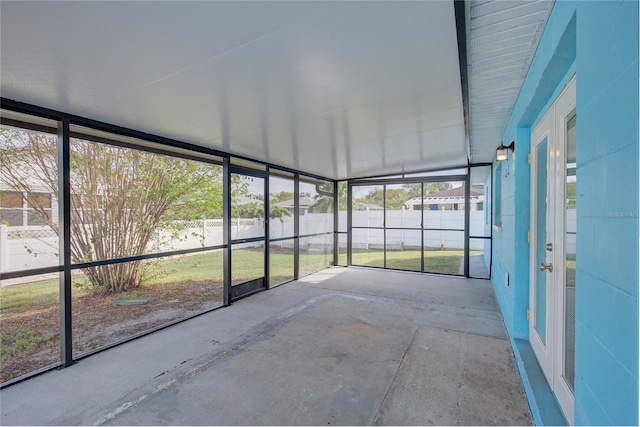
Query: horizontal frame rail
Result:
<box><xmin>351</xmin><ymin>226</ymin><xmax>466</xmax><ymax>232</ymax></box>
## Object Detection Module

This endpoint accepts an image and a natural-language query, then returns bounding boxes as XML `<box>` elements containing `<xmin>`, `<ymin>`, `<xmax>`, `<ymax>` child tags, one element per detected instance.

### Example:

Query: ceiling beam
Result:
<box><xmin>454</xmin><ymin>0</ymin><xmax>470</xmax><ymax>164</ymax></box>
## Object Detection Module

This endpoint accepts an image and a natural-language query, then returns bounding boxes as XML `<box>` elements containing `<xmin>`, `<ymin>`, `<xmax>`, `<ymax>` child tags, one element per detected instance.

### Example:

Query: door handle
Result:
<box><xmin>539</xmin><ymin>262</ymin><xmax>553</xmax><ymax>272</ymax></box>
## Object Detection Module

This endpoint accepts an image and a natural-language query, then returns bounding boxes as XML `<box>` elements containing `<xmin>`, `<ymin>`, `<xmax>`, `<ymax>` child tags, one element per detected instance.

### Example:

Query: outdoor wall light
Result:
<box><xmin>496</xmin><ymin>141</ymin><xmax>515</xmax><ymax>161</ymax></box>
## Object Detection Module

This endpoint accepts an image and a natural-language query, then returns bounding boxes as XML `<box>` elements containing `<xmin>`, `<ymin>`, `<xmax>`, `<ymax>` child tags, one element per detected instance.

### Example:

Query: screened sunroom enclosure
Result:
<box><xmin>0</xmin><ymin>103</ymin><xmax>491</xmax><ymax>386</ymax></box>
<box><xmin>340</xmin><ymin>167</ymin><xmax>491</xmax><ymax>277</ymax></box>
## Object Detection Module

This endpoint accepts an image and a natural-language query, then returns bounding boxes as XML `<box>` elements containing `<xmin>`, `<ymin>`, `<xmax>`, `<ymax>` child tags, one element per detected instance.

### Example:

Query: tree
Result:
<box><xmin>1</xmin><ymin>128</ymin><xmax>227</xmax><ymax>294</ymax></box>
<box><xmin>352</xmin><ymin>182</ymin><xmax>454</xmax><ymax>211</ymax></box>
<box><xmin>402</xmin><ymin>182</ymin><xmax>453</xmax><ymax>198</ymax></box>
<box><xmin>336</xmin><ymin>182</ymin><xmax>349</xmax><ymax>211</ymax></box>
<box><xmin>310</xmin><ymin>182</ymin><xmax>354</xmax><ymax>212</ymax></box>
<box><xmin>269</xmin><ymin>191</ymin><xmax>294</xmax><ymax>204</ymax></box>
<box><xmin>308</xmin><ymin>182</ymin><xmax>334</xmax><ymax>213</ymax></box>
<box><xmin>355</xmin><ymin>187</ymin><xmax>411</xmax><ymax>210</ymax></box>
<box><xmin>355</xmin><ymin>187</ymin><xmax>384</xmax><ymax>209</ymax></box>
<box><xmin>384</xmin><ymin>188</ymin><xmax>411</xmax><ymax>210</ymax></box>
<box><xmin>232</xmin><ymin>202</ymin><xmax>291</xmax><ymax>220</ymax></box>
<box><xmin>403</xmin><ymin>183</ymin><xmax>422</xmax><ymax>199</ymax></box>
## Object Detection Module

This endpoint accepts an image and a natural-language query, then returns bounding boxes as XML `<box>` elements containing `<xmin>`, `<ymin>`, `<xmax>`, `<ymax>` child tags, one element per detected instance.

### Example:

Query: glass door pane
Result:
<box><xmin>231</xmin><ymin>174</ymin><xmax>265</xmax><ymax>240</ymax></box>
<box><xmin>564</xmin><ymin>113</ymin><xmax>577</xmax><ymax>390</ymax></box>
<box><xmin>231</xmin><ymin>243</ymin><xmax>264</xmax><ymax>286</ymax></box>
<box><xmin>535</xmin><ymin>139</ymin><xmax>548</xmax><ymax>344</ymax></box>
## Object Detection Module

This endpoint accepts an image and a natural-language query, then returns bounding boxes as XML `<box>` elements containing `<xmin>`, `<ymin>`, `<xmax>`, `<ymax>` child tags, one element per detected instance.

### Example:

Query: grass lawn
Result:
<box><xmin>0</xmin><ymin>279</ymin><xmax>60</xmax><ymax>313</ymax></box>
<box><xmin>0</xmin><ymin>249</ymin><xmax>324</xmax><ymax>383</ymax></box>
<box><xmin>0</xmin><ymin>249</ymin><xmax>305</xmax><ymax>311</ymax></box>
<box><xmin>352</xmin><ymin>249</ymin><xmax>481</xmax><ymax>275</ymax></box>
<box><xmin>0</xmin><ymin>247</ymin><xmax>477</xmax><ymax>383</ymax></box>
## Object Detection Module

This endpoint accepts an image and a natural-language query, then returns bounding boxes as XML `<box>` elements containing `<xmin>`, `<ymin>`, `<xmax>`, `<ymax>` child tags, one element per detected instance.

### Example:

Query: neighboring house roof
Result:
<box><xmin>406</xmin><ymin>185</ymin><xmax>485</xmax><ymax>206</ymax></box>
<box><xmin>275</xmin><ymin>197</ymin><xmax>315</xmax><ymax>208</ymax></box>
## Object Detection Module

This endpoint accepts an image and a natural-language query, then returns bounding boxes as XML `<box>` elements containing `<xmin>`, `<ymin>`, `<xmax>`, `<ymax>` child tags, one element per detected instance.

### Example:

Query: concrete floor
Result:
<box><xmin>0</xmin><ymin>267</ymin><xmax>532</xmax><ymax>426</ymax></box>
<box><xmin>460</xmin><ymin>254</ymin><xmax>490</xmax><ymax>278</ymax></box>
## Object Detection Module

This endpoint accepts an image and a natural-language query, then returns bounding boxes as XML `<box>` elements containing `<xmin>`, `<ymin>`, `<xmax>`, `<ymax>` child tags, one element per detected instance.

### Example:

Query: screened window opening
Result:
<box><xmin>1</xmin><ymin>121</ymin><xmax>61</xmax><ymax>383</ymax></box>
<box><xmin>347</xmin><ymin>174</ymin><xmax>487</xmax><ymax>277</ymax></box>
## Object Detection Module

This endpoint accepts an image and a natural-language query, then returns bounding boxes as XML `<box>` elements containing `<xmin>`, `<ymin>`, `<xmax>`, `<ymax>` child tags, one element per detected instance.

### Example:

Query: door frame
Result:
<box><xmin>229</xmin><ymin>167</ymin><xmax>268</xmax><ymax>300</ymax></box>
<box><xmin>530</xmin><ymin>108</ymin><xmax>554</xmax><ymax>377</ymax></box>
<box><xmin>529</xmin><ymin>76</ymin><xmax>576</xmax><ymax>424</ymax></box>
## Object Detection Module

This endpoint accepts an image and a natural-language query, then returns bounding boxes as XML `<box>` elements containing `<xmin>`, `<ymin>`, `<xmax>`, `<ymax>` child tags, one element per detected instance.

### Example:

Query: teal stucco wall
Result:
<box><xmin>490</xmin><ymin>1</ymin><xmax>638</xmax><ymax>425</ymax></box>
<box><xmin>573</xmin><ymin>1</ymin><xmax>638</xmax><ymax>425</ymax></box>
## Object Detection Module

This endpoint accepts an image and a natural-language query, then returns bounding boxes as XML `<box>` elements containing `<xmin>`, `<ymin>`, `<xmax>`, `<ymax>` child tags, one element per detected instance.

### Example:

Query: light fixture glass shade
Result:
<box><xmin>496</xmin><ymin>147</ymin><xmax>508</xmax><ymax>161</ymax></box>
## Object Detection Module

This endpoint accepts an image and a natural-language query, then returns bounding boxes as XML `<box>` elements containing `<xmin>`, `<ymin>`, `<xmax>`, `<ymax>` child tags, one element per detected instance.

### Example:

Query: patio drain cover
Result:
<box><xmin>111</xmin><ymin>299</ymin><xmax>148</xmax><ymax>306</ymax></box>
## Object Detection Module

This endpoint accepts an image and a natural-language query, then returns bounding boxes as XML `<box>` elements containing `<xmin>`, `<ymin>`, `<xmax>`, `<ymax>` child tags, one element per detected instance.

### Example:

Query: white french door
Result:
<box><xmin>530</xmin><ymin>76</ymin><xmax>576</xmax><ymax>424</ymax></box>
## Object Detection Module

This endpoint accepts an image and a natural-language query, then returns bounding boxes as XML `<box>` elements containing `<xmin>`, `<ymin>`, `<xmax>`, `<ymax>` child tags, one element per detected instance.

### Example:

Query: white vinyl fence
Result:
<box><xmin>1</xmin><ymin>209</ymin><xmax>499</xmax><ymax>274</ymax></box>
<box><xmin>344</xmin><ymin>209</ymin><xmax>486</xmax><ymax>251</ymax></box>
<box><xmin>1</xmin><ymin>226</ymin><xmax>59</xmax><ymax>273</ymax></box>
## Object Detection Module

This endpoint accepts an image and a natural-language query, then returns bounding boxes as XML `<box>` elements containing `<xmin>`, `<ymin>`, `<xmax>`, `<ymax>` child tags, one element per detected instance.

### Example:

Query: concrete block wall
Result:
<box><xmin>491</xmin><ymin>0</ymin><xmax>638</xmax><ymax>424</ymax></box>
<box><xmin>573</xmin><ymin>1</ymin><xmax>638</xmax><ymax>424</ymax></box>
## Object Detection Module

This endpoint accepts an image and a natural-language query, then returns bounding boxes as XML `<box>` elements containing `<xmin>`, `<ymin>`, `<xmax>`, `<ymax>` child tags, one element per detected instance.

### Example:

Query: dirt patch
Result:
<box><xmin>1</xmin><ymin>281</ymin><xmax>223</xmax><ymax>383</ymax></box>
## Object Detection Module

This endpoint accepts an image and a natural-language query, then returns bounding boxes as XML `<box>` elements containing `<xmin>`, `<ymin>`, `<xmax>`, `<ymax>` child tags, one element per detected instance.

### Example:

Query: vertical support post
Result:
<box><xmin>223</xmin><ymin>157</ymin><xmax>232</xmax><ymax>306</ymax></box>
<box><xmin>347</xmin><ymin>183</ymin><xmax>353</xmax><ymax>266</ymax></box>
<box><xmin>366</xmin><ymin>207</ymin><xmax>370</xmax><ymax>249</ymax></box>
<box><xmin>264</xmin><ymin>168</ymin><xmax>270</xmax><ymax>289</ymax></box>
<box><xmin>383</xmin><ymin>185</ymin><xmax>387</xmax><ymax>268</ymax></box>
<box><xmin>401</xmin><ymin>206</ymin><xmax>405</xmax><ymax>248</ymax></box>
<box><xmin>464</xmin><ymin>168</ymin><xmax>471</xmax><ymax>277</ymax></box>
<box><xmin>421</xmin><ymin>182</ymin><xmax>425</xmax><ymax>273</ymax></box>
<box><xmin>57</xmin><ymin>117</ymin><xmax>72</xmax><ymax>367</ymax></box>
<box><xmin>293</xmin><ymin>174</ymin><xmax>300</xmax><ymax>279</ymax></box>
<box><xmin>489</xmin><ymin>163</ymin><xmax>494</xmax><ymax>279</ymax></box>
<box><xmin>333</xmin><ymin>181</ymin><xmax>338</xmax><ymax>267</ymax></box>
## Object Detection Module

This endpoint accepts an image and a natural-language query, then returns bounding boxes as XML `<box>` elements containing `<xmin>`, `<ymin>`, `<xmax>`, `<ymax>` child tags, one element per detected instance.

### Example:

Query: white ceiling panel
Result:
<box><xmin>1</xmin><ymin>1</ymin><xmax>338</xmax><ymax>113</ymax></box>
<box><xmin>1</xmin><ymin>0</ymin><xmax>466</xmax><ymax>180</ymax></box>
